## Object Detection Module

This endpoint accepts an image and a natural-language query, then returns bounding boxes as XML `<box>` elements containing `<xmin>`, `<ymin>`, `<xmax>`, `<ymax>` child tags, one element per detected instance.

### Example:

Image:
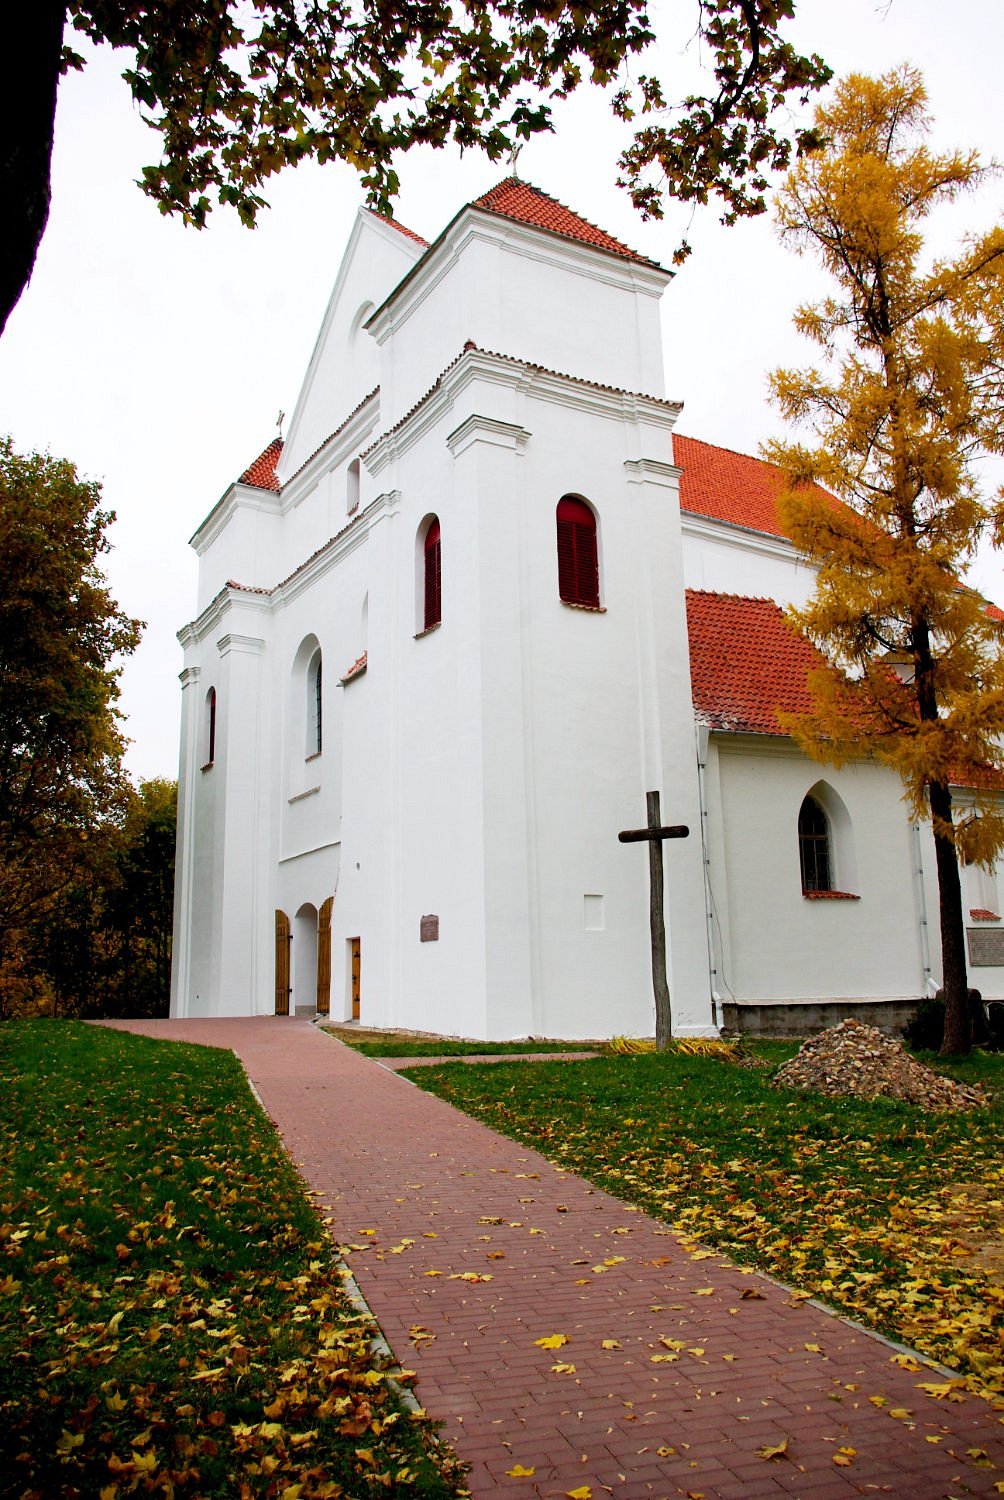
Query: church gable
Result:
<box><xmin>470</xmin><ymin>178</ymin><xmax>661</xmax><ymax>268</ymax></box>
<box><xmin>276</xmin><ymin>208</ymin><xmax>425</xmax><ymax>481</ymax></box>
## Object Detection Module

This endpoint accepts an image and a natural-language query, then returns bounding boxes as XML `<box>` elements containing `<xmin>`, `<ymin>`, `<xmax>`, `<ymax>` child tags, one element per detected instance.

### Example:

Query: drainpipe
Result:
<box><xmin>695</xmin><ymin>721</ymin><xmax>721</xmax><ymax>1029</ymax></box>
<box><xmin>912</xmin><ymin>821</ymin><xmax>936</xmax><ymax>996</ymax></box>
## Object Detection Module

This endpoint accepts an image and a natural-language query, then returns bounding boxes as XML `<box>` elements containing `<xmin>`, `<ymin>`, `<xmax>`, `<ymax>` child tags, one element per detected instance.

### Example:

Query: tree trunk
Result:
<box><xmin>929</xmin><ymin>778</ymin><xmax>971</xmax><ymax>1056</ymax></box>
<box><xmin>1</xmin><ymin>3</ymin><xmax>66</xmax><ymax>336</ymax></box>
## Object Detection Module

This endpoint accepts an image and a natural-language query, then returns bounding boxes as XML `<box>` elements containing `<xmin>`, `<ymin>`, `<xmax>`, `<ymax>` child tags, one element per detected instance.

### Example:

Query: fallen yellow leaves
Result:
<box><xmin>756</xmin><ymin>1437</ymin><xmax>789</xmax><ymax>1461</ymax></box>
<box><xmin>506</xmin><ymin>1462</ymin><xmax>536</xmax><ymax>1476</ymax></box>
<box><xmin>833</xmin><ymin>1446</ymin><xmax>856</xmax><ymax>1466</ymax></box>
<box><xmin>534</xmin><ymin>1334</ymin><xmax>568</xmax><ymax>1349</ymax></box>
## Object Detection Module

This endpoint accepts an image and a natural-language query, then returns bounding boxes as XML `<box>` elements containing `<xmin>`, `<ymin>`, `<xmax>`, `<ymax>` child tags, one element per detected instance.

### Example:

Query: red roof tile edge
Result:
<box><xmin>970</xmin><ymin>908</ymin><xmax>1002</xmax><ymax>921</ymax></box>
<box><xmin>803</xmin><ymin>889</ymin><xmax>861</xmax><ymax>900</ymax></box>
<box><xmin>473</xmin><ymin>176</ymin><xmax>661</xmax><ymax>270</ymax></box>
<box><xmin>364</xmin><ymin>208</ymin><xmax>429</xmax><ymax>247</ymax></box>
<box><xmin>238</xmin><ymin>437</ymin><xmax>283</xmax><ymax>491</ymax></box>
<box><xmin>340</xmin><ymin>652</ymin><xmax>368</xmax><ymax>683</ymax></box>
<box><xmin>361</xmin><ymin>341</ymin><xmax>680</xmax><ymax>460</ymax></box>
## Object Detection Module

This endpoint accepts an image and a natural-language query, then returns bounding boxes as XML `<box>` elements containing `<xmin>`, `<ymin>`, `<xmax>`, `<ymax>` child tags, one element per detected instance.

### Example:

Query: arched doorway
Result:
<box><xmin>293</xmin><ymin>903</ymin><xmax>318</xmax><ymax>1015</ymax></box>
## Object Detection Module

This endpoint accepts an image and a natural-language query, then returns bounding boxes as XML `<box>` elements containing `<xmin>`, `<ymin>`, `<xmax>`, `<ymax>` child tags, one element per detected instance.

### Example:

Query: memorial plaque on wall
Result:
<box><xmin>420</xmin><ymin>914</ymin><xmax>440</xmax><ymax>942</ymax></box>
<box><xmin>967</xmin><ymin>927</ymin><xmax>1004</xmax><ymax>966</ymax></box>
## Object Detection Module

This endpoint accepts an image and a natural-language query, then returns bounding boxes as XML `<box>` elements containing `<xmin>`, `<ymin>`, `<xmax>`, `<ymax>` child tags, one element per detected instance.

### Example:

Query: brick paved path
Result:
<box><xmin>102</xmin><ymin>1017</ymin><xmax>1004</xmax><ymax>1499</ymax></box>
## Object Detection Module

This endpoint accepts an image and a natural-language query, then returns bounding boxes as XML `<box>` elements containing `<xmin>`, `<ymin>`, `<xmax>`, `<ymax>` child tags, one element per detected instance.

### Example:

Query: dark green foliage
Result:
<box><xmin>0</xmin><ymin>437</ymin><xmax>141</xmax><ymax>1014</ymax></box>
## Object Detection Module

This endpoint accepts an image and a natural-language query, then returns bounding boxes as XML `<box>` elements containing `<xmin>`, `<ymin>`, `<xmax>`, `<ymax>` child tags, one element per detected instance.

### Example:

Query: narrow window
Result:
<box><xmin>205</xmin><ymin>687</ymin><xmax>217</xmax><ymax>767</ymax></box>
<box><xmin>307</xmin><ymin>650</ymin><xmax>323</xmax><ymax>755</ymax></box>
<box><xmin>798</xmin><ymin>795</ymin><xmax>831</xmax><ymax>892</ymax></box>
<box><xmin>424</xmin><ymin>518</ymin><xmax>442</xmax><ymax>630</ymax></box>
<box><xmin>556</xmin><ymin>496</ymin><xmax>599</xmax><ymax>607</ymax></box>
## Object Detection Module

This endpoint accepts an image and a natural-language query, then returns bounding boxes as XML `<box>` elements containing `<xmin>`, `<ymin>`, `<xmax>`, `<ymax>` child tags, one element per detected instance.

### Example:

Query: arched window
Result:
<box><xmin>204</xmin><ymin>686</ymin><xmax>217</xmax><ymax>768</ymax></box>
<box><xmin>798</xmin><ymin>795</ymin><xmax>831</xmax><ymax>892</ymax></box>
<box><xmin>307</xmin><ymin>649</ymin><xmax>322</xmax><ymax>755</ymax></box>
<box><xmin>556</xmin><ymin>496</ymin><xmax>599</xmax><ymax>608</ymax></box>
<box><xmin>423</xmin><ymin>517</ymin><xmax>442</xmax><ymax>630</ymax></box>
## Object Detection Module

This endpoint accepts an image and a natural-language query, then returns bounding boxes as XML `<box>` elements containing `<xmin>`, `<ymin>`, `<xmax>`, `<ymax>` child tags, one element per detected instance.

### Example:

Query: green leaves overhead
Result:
<box><xmin>64</xmin><ymin>0</ymin><xmax>829</xmax><ymax>249</ymax></box>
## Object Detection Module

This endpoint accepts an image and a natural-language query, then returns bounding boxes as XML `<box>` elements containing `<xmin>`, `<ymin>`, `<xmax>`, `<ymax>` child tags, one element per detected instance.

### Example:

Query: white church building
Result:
<box><xmin>169</xmin><ymin>178</ymin><xmax>1004</xmax><ymax>1036</ymax></box>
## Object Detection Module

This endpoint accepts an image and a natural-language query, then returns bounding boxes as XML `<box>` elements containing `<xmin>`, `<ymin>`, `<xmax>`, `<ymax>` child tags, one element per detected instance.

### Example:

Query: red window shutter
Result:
<box><xmin>556</xmin><ymin>498</ymin><xmax>599</xmax><ymax>607</ymax></box>
<box><xmin>424</xmin><ymin>519</ymin><xmax>442</xmax><ymax>629</ymax></box>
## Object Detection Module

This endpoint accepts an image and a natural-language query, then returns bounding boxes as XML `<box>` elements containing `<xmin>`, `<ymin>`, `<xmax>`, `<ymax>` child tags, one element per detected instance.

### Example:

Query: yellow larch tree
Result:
<box><xmin>763</xmin><ymin>66</ymin><xmax>1004</xmax><ymax>1055</ymax></box>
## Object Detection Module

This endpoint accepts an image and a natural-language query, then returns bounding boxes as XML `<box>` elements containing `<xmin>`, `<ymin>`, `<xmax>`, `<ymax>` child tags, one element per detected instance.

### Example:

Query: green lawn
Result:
<box><xmin>408</xmin><ymin>1045</ymin><xmax>1004</xmax><ymax>1400</ymax></box>
<box><xmin>325</xmin><ymin>1028</ymin><xmax>601</xmax><ymax>1058</ymax></box>
<box><xmin>0</xmin><ymin>1020</ymin><xmax>465</xmax><ymax>1499</ymax></box>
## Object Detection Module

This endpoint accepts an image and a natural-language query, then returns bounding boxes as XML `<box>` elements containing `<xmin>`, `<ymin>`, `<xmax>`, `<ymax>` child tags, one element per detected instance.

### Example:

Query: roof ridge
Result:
<box><xmin>685</xmin><ymin>587</ymin><xmax>780</xmax><ymax>606</ymax></box>
<box><xmin>471</xmin><ymin>176</ymin><xmax>660</xmax><ymax>270</ymax></box>
<box><xmin>675</xmin><ymin>433</ymin><xmax>782</xmax><ymax>467</ymax></box>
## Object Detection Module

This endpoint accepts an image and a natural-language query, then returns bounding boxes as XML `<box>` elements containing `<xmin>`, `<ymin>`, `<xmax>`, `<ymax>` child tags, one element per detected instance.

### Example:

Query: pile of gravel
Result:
<box><xmin>772</xmin><ymin>1018</ymin><xmax>986</xmax><ymax>1112</ymax></box>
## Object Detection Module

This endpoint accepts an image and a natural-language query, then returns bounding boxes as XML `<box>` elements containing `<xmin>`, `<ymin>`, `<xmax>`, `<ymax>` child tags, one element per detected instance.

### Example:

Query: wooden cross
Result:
<box><xmin>619</xmin><ymin>791</ymin><xmax>689</xmax><ymax>1050</ymax></box>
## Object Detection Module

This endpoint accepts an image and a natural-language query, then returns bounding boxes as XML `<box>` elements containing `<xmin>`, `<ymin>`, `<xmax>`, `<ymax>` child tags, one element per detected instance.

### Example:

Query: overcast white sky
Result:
<box><xmin>1</xmin><ymin>0</ymin><xmax>1001</xmax><ymax>783</ymax></box>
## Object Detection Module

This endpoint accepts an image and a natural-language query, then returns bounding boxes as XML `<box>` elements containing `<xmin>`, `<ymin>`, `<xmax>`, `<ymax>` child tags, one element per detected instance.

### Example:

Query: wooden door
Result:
<box><xmin>275</xmin><ymin>910</ymin><xmax>291</xmax><ymax>1016</ymax></box>
<box><xmin>350</xmin><ymin>937</ymin><xmax>361</xmax><ymax>1021</ymax></box>
<box><xmin>316</xmin><ymin>897</ymin><xmax>333</xmax><ymax>1016</ymax></box>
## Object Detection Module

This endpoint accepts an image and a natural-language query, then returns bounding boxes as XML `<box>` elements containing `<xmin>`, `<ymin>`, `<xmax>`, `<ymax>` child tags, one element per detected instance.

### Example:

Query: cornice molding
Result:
<box><xmin>217</xmin><ymin>632</ymin><xmax>266</xmax><ymax>658</ymax></box>
<box><xmin>446</xmin><ymin>413</ymin><xmax>532</xmax><ymax>457</ymax></box>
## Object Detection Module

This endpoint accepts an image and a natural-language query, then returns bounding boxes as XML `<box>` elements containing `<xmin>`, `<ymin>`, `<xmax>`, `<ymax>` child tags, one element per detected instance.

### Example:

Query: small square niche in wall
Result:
<box><xmin>420</xmin><ymin>914</ymin><xmax>440</xmax><ymax>942</ymax></box>
<box><xmin>583</xmin><ymin>894</ymin><xmax>604</xmax><ymax>931</ymax></box>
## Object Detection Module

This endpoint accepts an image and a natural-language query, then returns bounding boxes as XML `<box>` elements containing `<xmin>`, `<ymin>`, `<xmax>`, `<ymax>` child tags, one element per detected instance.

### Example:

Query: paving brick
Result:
<box><xmin>101</xmin><ymin>1018</ymin><xmax>1004</xmax><ymax>1498</ymax></box>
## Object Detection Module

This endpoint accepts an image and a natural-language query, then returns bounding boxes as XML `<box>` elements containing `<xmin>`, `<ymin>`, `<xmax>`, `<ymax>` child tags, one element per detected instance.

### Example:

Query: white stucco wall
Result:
<box><xmin>701</xmin><ymin>733</ymin><xmax>1004</xmax><ymax>1006</ymax></box>
<box><xmin>367</xmin><ymin>213</ymin><xmax>671</xmax><ymax>436</ymax></box>
<box><xmin>680</xmin><ymin>514</ymin><xmax>818</xmax><ymax>608</ymax></box>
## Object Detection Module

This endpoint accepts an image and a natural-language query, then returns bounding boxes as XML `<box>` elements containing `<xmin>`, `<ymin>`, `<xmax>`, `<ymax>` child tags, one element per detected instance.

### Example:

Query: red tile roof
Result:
<box><xmin>239</xmin><ymin>437</ymin><xmax>283</xmax><ymax>492</ymax></box>
<box><xmin>685</xmin><ymin>590</ymin><xmax>822</xmax><ymax>736</ymax></box>
<box><xmin>340</xmin><ymin>652</ymin><xmax>368</xmax><ymax>684</ymax></box>
<box><xmin>365</xmin><ymin>209</ymin><xmax>429</xmax><ymax>247</ymax></box>
<box><xmin>473</xmin><ymin>178</ymin><xmax>660</xmax><ymax>269</ymax></box>
<box><xmin>675</xmin><ymin>435</ymin><xmax>806</xmax><ymax>540</ymax></box>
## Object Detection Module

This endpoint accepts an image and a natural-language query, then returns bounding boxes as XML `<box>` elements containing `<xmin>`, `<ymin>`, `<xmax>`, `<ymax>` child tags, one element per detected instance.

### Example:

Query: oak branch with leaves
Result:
<box><xmin>5</xmin><ymin>0</ymin><xmax>830</xmax><ymax>335</ymax></box>
<box><xmin>764</xmin><ymin>67</ymin><xmax>1004</xmax><ymax>1056</ymax></box>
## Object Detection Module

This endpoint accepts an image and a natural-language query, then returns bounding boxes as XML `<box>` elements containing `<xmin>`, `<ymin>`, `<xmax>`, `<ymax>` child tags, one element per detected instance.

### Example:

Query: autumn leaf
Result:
<box><xmin>600</xmin><ymin>1338</ymin><xmax>621</xmax><ymax>1350</ymax></box>
<box><xmin>551</xmin><ymin>1361</ymin><xmax>577</xmax><ymax>1374</ymax></box>
<box><xmin>534</xmin><ymin>1334</ymin><xmax>568</xmax><ymax>1349</ymax></box>
<box><xmin>833</xmin><ymin>1447</ymin><xmax>856</xmax><ymax>1466</ymax></box>
<box><xmin>506</xmin><ymin>1463</ymin><xmax>536</xmax><ymax>1477</ymax></box>
<box><xmin>756</xmin><ymin>1438</ymin><xmax>789</xmax><ymax>1461</ymax></box>
<box><xmin>565</xmin><ymin>1488</ymin><xmax>592</xmax><ymax>1499</ymax></box>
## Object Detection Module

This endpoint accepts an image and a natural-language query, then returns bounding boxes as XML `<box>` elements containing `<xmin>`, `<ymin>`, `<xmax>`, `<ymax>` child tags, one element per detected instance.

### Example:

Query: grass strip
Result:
<box><xmin>0</xmin><ymin>1019</ymin><xmax>465</xmax><ymax>1499</ymax></box>
<box><xmin>408</xmin><ymin>1045</ymin><xmax>1004</xmax><ymax>1399</ymax></box>
<box><xmin>325</xmin><ymin>1029</ymin><xmax>600</xmax><ymax>1058</ymax></box>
